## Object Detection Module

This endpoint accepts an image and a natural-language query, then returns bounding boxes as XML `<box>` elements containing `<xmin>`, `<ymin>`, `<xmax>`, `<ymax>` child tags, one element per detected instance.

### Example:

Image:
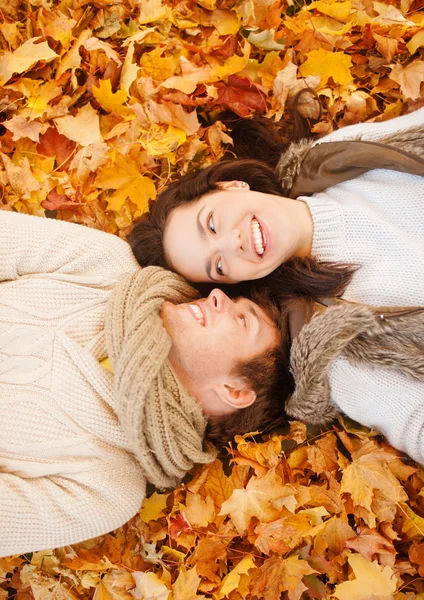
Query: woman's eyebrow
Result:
<box><xmin>196</xmin><ymin>206</ymin><xmax>206</xmax><ymax>241</ymax></box>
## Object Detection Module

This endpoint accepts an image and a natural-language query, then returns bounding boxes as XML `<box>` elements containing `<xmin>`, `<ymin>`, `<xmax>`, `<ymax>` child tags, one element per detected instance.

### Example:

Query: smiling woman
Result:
<box><xmin>163</xmin><ymin>180</ymin><xmax>313</xmax><ymax>283</ymax></box>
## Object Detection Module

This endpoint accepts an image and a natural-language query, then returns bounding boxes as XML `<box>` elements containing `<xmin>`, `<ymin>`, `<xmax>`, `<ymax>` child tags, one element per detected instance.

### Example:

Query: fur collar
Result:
<box><xmin>276</xmin><ymin>119</ymin><xmax>424</xmax><ymax>197</ymax></box>
<box><xmin>285</xmin><ymin>303</ymin><xmax>424</xmax><ymax>425</ymax></box>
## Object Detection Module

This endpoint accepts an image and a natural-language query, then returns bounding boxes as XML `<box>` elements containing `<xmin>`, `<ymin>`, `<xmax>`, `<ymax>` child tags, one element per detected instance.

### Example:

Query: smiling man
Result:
<box><xmin>0</xmin><ymin>210</ymin><xmax>288</xmax><ymax>558</ymax></box>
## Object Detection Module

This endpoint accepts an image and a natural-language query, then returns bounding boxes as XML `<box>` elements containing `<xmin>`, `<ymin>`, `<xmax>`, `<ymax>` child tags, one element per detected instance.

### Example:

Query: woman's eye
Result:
<box><xmin>216</xmin><ymin>258</ymin><xmax>224</xmax><ymax>276</ymax></box>
<box><xmin>207</xmin><ymin>214</ymin><xmax>216</xmax><ymax>234</ymax></box>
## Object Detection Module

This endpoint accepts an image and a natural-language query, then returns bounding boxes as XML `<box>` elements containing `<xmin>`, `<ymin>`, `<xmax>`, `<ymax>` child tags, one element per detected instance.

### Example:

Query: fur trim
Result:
<box><xmin>285</xmin><ymin>304</ymin><xmax>424</xmax><ymax>425</ymax></box>
<box><xmin>274</xmin><ymin>138</ymin><xmax>314</xmax><ymax>195</ymax></box>
<box><xmin>275</xmin><ymin>120</ymin><xmax>424</xmax><ymax>196</ymax></box>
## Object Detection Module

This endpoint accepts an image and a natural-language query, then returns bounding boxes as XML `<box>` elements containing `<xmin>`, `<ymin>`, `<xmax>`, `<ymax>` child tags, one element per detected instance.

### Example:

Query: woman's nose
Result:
<box><xmin>222</xmin><ymin>229</ymin><xmax>242</xmax><ymax>253</ymax></box>
<box><xmin>208</xmin><ymin>288</ymin><xmax>231</xmax><ymax>313</ymax></box>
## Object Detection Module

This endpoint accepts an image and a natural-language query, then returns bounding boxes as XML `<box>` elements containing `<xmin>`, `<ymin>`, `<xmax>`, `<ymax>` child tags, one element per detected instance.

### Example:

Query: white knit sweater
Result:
<box><xmin>301</xmin><ymin>107</ymin><xmax>424</xmax><ymax>464</ymax></box>
<box><xmin>0</xmin><ymin>211</ymin><xmax>145</xmax><ymax>557</ymax></box>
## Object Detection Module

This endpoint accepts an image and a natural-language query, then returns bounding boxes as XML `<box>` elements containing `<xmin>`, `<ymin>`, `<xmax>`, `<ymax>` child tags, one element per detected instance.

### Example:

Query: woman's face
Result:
<box><xmin>163</xmin><ymin>181</ymin><xmax>302</xmax><ymax>283</ymax></box>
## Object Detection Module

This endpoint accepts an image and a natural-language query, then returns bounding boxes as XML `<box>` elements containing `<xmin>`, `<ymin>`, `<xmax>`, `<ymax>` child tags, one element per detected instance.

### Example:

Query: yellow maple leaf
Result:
<box><xmin>215</xmin><ymin>556</ymin><xmax>256</xmax><ymax>600</ymax></box>
<box><xmin>332</xmin><ymin>553</ymin><xmax>397</xmax><ymax>599</ymax></box>
<box><xmin>406</xmin><ymin>30</ymin><xmax>424</xmax><ymax>54</ymax></box>
<box><xmin>308</xmin><ymin>0</ymin><xmax>352</xmax><ymax>22</ymax></box>
<box><xmin>138</xmin><ymin>0</ymin><xmax>170</xmax><ymax>25</ymax></box>
<box><xmin>399</xmin><ymin>502</ymin><xmax>424</xmax><ymax>540</ymax></box>
<box><xmin>340</xmin><ymin>445</ymin><xmax>408</xmax><ymax>527</ymax></box>
<box><xmin>299</xmin><ymin>48</ymin><xmax>353</xmax><ymax>89</ymax></box>
<box><xmin>142</xmin><ymin>124</ymin><xmax>187</xmax><ymax>159</ymax></box>
<box><xmin>139</xmin><ymin>491</ymin><xmax>170</xmax><ymax>522</ymax></box>
<box><xmin>139</xmin><ymin>47</ymin><xmax>179</xmax><ymax>82</ymax></box>
<box><xmin>200</xmin><ymin>459</ymin><xmax>235</xmax><ymax>507</ymax></box>
<box><xmin>96</xmin><ymin>154</ymin><xmax>157</xmax><ymax>213</ymax></box>
<box><xmin>234</xmin><ymin>433</ymin><xmax>282</xmax><ymax>468</ymax></box>
<box><xmin>0</xmin><ymin>37</ymin><xmax>58</xmax><ymax>84</ymax></box>
<box><xmin>92</xmin><ymin>79</ymin><xmax>131</xmax><ymax>117</ymax></box>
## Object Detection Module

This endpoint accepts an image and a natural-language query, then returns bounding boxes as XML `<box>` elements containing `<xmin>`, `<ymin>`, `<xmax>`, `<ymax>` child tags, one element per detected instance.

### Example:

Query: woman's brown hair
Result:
<box><xmin>129</xmin><ymin>155</ymin><xmax>357</xmax><ymax>303</ymax></box>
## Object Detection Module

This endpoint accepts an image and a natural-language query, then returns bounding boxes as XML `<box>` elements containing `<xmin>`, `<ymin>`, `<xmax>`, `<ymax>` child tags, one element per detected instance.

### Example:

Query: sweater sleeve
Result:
<box><xmin>328</xmin><ymin>357</ymin><xmax>424</xmax><ymax>465</ymax></box>
<box><xmin>0</xmin><ymin>460</ymin><xmax>146</xmax><ymax>558</ymax></box>
<box><xmin>0</xmin><ymin>210</ymin><xmax>139</xmax><ymax>282</ymax></box>
<box><xmin>315</xmin><ymin>106</ymin><xmax>424</xmax><ymax>145</ymax></box>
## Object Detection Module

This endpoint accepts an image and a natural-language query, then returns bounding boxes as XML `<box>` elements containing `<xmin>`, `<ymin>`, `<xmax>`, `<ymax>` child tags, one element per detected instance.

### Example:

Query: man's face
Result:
<box><xmin>161</xmin><ymin>289</ymin><xmax>279</xmax><ymax>416</ymax></box>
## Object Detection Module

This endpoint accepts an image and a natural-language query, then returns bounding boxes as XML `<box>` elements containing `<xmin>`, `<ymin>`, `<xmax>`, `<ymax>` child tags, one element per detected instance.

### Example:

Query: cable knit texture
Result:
<box><xmin>105</xmin><ymin>267</ymin><xmax>217</xmax><ymax>490</ymax></box>
<box><xmin>292</xmin><ymin>109</ymin><xmax>424</xmax><ymax>463</ymax></box>
<box><xmin>0</xmin><ymin>212</ymin><xmax>215</xmax><ymax>558</ymax></box>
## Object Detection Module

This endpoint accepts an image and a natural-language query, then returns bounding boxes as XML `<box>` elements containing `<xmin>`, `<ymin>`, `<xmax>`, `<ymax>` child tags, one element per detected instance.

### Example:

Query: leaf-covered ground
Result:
<box><xmin>1</xmin><ymin>0</ymin><xmax>424</xmax><ymax>597</ymax></box>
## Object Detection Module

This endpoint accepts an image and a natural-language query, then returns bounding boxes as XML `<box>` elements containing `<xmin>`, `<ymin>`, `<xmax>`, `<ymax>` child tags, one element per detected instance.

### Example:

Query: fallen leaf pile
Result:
<box><xmin>0</xmin><ymin>0</ymin><xmax>423</xmax><ymax>235</ymax></box>
<box><xmin>1</xmin><ymin>421</ymin><xmax>424</xmax><ymax>598</ymax></box>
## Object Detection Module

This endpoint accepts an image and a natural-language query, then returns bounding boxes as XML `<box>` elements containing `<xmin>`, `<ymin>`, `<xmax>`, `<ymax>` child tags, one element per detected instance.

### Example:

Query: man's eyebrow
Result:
<box><xmin>248</xmin><ymin>304</ymin><xmax>261</xmax><ymax>335</ymax></box>
<box><xmin>196</xmin><ymin>206</ymin><xmax>206</xmax><ymax>241</ymax></box>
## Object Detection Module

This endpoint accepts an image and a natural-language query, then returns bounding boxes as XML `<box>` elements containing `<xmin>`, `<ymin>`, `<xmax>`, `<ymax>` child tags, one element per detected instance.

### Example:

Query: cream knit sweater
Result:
<box><xmin>301</xmin><ymin>108</ymin><xmax>424</xmax><ymax>464</ymax></box>
<box><xmin>0</xmin><ymin>211</ymin><xmax>145</xmax><ymax>557</ymax></box>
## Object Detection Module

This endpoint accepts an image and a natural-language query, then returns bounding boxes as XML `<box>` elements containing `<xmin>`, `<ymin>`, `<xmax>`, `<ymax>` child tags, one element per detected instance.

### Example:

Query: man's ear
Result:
<box><xmin>216</xmin><ymin>180</ymin><xmax>250</xmax><ymax>191</ymax></box>
<box><xmin>212</xmin><ymin>380</ymin><xmax>256</xmax><ymax>409</ymax></box>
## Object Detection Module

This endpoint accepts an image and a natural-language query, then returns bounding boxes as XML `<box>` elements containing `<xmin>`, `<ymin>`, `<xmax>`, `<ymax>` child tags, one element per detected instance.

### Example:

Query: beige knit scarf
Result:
<box><xmin>286</xmin><ymin>303</ymin><xmax>424</xmax><ymax>425</ymax></box>
<box><xmin>105</xmin><ymin>266</ymin><xmax>217</xmax><ymax>490</ymax></box>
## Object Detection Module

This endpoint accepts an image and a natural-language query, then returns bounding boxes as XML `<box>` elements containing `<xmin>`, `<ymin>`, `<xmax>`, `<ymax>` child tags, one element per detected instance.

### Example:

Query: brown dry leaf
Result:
<box><xmin>219</xmin><ymin>468</ymin><xmax>295</xmax><ymax>534</ymax></box>
<box><xmin>0</xmin><ymin>37</ymin><xmax>59</xmax><ymax>84</ymax></box>
<box><xmin>250</xmin><ymin>555</ymin><xmax>317</xmax><ymax>600</ymax></box>
<box><xmin>4</xmin><ymin>116</ymin><xmax>43</xmax><ymax>142</ymax></box>
<box><xmin>345</xmin><ymin>526</ymin><xmax>396</xmax><ymax>563</ymax></box>
<box><xmin>234</xmin><ymin>432</ymin><xmax>282</xmax><ymax>468</ymax></box>
<box><xmin>1</xmin><ymin>153</ymin><xmax>40</xmax><ymax>200</ymax></box>
<box><xmin>372</xmin><ymin>32</ymin><xmax>399</xmax><ymax>62</ymax></box>
<box><xmin>54</xmin><ymin>104</ymin><xmax>103</xmax><ymax>147</ymax></box>
<box><xmin>172</xmin><ymin>567</ymin><xmax>206</xmax><ymax>600</ymax></box>
<box><xmin>340</xmin><ymin>442</ymin><xmax>408</xmax><ymax>522</ymax></box>
<box><xmin>389</xmin><ymin>61</ymin><xmax>424</xmax><ymax>100</ymax></box>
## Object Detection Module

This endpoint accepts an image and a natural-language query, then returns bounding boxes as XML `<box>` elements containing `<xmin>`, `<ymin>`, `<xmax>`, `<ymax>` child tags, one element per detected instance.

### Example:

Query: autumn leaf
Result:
<box><xmin>54</xmin><ymin>104</ymin><xmax>103</xmax><ymax>147</ymax></box>
<box><xmin>92</xmin><ymin>79</ymin><xmax>130</xmax><ymax>116</ymax></box>
<box><xmin>0</xmin><ymin>37</ymin><xmax>58</xmax><ymax>84</ymax></box>
<box><xmin>213</xmin><ymin>74</ymin><xmax>268</xmax><ymax>117</ymax></box>
<box><xmin>139</xmin><ymin>492</ymin><xmax>170</xmax><ymax>522</ymax></box>
<box><xmin>96</xmin><ymin>154</ymin><xmax>157</xmax><ymax>213</ymax></box>
<box><xmin>389</xmin><ymin>61</ymin><xmax>424</xmax><ymax>100</ymax></box>
<box><xmin>172</xmin><ymin>567</ymin><xmax>205</xmax><ymax>600</ymax></box>
<box><xmin>299</xmin><ymin>48</ymin><xmax>353</xmax><ymax>89</ymax></box>
<box><xmin>250</xmin><ymin>555</ymin><xmax>317</xmax><ymax>600</ymax></box>
<box><xmin>332</xmin><ymin>553</ymin><xmax>397</xmax><ymax>599</ymax></box>
<box><xmin>131</xmin><ymin>572</ymin><xmax>170</xmax><ymax>600</ymax></box>
<box><xmin>215</xmin><ymin>556</ymin><xmax>256</xmax><ymax>600</ymax></box>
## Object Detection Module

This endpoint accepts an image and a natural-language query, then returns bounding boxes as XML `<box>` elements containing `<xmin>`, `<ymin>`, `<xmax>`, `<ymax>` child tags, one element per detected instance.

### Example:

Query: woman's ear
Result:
<box><xmin>216</xmin><ymin>180</ymin><xmax>250</xmax><ymax>191</ymax></box>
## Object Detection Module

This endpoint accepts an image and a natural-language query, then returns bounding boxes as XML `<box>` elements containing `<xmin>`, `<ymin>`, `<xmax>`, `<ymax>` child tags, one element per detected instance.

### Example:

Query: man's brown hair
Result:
<box><xmin>205</xmin><ymin>293</ymin><xmax>294</xmax><ymax>448</ymax></box>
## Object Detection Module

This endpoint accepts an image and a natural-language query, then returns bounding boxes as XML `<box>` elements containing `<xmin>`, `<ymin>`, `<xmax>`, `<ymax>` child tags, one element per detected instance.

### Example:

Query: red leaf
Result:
<box><xmin>42</xmin><ymin>187</ymin><xmax>83</xmax><ymax>211</ymax></box>
<box><xmin>213</xmin><ymin>75</ymin><xmax>268</xmax><ymax>117</ymax></box>
<box><xmin>169</xmin><ymin>514</ymin><xmax>192</xmax><ymax>539</ymax></box>
<box><xmin>37</xmin><ymin>127</ymin><xmax>77</xmax><ymax>171</ymax></box>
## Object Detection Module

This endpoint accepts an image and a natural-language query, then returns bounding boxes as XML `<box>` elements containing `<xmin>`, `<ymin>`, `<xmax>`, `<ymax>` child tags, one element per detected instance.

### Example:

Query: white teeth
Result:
<box><xmin>251</xmin><ymin>218</ymin><xmax>266</xmax><ymax>256</ymax></box>
<box><xmin>189</xmin><ymin>304</ymin><xmax>204</xmax><ymax>326</ymax></box>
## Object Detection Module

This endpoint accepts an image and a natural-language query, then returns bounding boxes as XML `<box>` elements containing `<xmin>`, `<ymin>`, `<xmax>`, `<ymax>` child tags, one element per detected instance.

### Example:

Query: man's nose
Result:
<box><xmin>208</xmin><ymin>288</ymin><xmax>231</xmax><ymax>313</ymax></box>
